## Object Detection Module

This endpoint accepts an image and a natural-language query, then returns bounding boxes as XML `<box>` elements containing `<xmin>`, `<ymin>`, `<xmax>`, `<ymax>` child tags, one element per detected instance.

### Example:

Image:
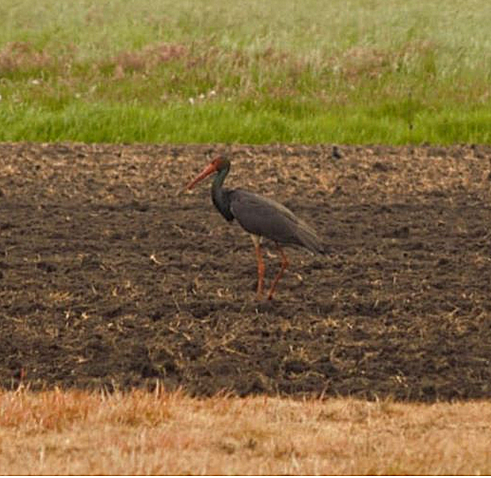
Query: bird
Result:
<box><xmin>185</xmin><ymin>156</ymin><xmax>324</xmax><ymax>300</ymax></box>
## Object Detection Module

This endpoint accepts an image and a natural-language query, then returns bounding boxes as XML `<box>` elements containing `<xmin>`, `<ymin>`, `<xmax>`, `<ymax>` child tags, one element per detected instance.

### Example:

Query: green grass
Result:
<box><xmin>1</xmin><ymin>0</ymin><xmax>491</xmax><ymax>144</ymax></box>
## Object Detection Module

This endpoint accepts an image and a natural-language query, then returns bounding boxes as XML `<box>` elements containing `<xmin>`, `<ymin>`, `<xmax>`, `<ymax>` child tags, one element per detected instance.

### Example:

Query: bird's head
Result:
<box><xmin>186</xmin><ymin>155</ymin><xmax>231</xmax><ymax>190</ymax></box>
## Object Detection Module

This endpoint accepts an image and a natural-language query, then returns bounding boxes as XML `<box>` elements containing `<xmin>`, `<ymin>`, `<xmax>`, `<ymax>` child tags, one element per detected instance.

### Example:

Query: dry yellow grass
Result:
<box><xmin>1</xmin><ymin>388</ymin><xmax>491</xmax><ymax>475</ymax></box>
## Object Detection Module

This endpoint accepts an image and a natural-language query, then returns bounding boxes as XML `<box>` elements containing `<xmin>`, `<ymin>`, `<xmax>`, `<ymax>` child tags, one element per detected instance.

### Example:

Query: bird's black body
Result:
<box><xmin>211</xmin><ymin>161</ymin><xmax>324</xmax><ymax>254</ymax></box>
<box><xmin>186</xmin><ymin>156</ymin><xmax>324</xmax><ymax>299</ymax></box>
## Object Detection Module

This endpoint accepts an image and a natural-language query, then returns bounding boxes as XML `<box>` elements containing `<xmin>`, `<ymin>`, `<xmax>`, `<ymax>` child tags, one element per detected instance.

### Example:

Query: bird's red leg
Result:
<box><xmin>267</xmin><ymin>243</ymin><xmax>289</xmax><ymax>300</ymax></box>
<box><xmin>251</xmin><ymin>235</ymin><xmax>265</xmax><ymax>299</ymax></box>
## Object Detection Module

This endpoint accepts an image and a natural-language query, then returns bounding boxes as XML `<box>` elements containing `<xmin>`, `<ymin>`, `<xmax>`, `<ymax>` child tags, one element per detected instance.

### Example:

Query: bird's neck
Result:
<box><xmin>212</xmin><ymin>167</ymin><xmax>234</xmax><ymax>222</ymax></box>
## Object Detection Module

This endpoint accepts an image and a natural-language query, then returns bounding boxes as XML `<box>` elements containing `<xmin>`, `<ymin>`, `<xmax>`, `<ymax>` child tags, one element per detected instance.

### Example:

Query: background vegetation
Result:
<box><xmin>0</xmin><ymin>0</ymin><xmax>490</xmax><ymax>143</ymax></box>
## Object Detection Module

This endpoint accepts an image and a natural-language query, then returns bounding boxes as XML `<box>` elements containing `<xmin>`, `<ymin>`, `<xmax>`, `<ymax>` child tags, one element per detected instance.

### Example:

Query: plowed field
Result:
<box><xmin>1</xmin><ymin>143</ymin><xmax>491</xmax><ymax>401</ymax></box>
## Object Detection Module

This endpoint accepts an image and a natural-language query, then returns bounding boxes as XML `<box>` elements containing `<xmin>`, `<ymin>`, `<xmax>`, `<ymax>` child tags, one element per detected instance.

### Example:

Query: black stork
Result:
<box><xmin>186</xmin><ymin>156</ymin><xmax>324</xmax><ymax>300</ymax></box>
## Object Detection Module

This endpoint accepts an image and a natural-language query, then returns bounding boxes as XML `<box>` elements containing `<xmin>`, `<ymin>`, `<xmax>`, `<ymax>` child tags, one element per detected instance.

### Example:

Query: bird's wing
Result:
<box><xmin>229</xmin><ymin>189</ymin><xmax>324</xmax><ymax>253</ymax></box>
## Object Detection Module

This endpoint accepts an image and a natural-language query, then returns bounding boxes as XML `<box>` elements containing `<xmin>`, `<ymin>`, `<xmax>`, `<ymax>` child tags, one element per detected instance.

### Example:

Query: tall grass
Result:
<box><xmin>0</xmin><ymin>0</ymin><xmax>490</xmax><ymax>143</ymax></box>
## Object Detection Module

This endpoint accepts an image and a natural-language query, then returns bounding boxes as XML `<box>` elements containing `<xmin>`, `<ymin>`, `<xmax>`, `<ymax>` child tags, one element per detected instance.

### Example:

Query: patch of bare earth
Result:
<box><xmin>0</xmin><ymin>143</ymin><xmax>491</xmax><ymax>401</ymax></box>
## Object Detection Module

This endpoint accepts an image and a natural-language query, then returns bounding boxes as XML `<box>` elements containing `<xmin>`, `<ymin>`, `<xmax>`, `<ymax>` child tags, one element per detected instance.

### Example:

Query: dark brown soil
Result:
<box><xmin>1</xmin><ymin>142</ymin><xmax>491</xmax><ymax>401</ymax></box>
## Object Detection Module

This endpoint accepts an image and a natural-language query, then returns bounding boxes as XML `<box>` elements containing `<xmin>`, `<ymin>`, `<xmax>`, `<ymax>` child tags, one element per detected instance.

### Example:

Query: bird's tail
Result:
<box><xmin>296</xmin><ymin>221</ymin><xmax>325</xmax><ymax>255</ymax></box>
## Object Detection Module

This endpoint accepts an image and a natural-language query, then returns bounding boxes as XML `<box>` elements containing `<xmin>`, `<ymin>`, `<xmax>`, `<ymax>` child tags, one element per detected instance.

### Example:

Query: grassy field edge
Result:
<box><xmin>1</xmin><ymin>0</ymin><xmax>491</xmax><ymax>144</ymax></box>
<box><xmin>2</xmin><ymin>101</ymin><xmax>491</xmax><ymax>144</ymax></box>
<box><xmin>1</xmin><ymin>388</ymin><xmax>491</xmax><ymax>474</ymax></box>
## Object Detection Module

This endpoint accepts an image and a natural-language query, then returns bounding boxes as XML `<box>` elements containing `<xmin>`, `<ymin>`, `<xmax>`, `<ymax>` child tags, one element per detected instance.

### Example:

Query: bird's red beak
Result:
<box><xmin>186</xmin><ymin>160</ymin><xmax>219</xmax><ymax>190</ymax></box>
